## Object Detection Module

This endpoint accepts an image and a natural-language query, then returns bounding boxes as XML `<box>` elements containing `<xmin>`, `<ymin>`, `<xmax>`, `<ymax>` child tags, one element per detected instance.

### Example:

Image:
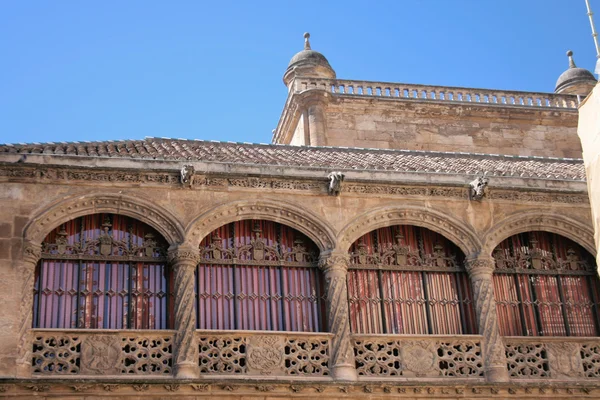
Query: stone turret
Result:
<box><xmin>555</xmin><ymin>50</ymin><xmax>597</xmax><ymax>96</ymax></box>
<box><xmin>283</xmin><ymin>33</ymin><xmax>336</xmax><ymax>89</ymax></box>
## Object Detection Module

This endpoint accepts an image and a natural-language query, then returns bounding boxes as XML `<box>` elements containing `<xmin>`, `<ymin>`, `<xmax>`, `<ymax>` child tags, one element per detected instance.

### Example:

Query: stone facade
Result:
<box><xmin>0</xmin><ymin>37</ymin><xmax>599</xmax><ymax>399</ymax></box>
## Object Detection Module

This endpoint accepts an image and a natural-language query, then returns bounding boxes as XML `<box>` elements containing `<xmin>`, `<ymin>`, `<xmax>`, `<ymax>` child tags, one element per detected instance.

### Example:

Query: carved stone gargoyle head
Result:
<box><xmin>327</xmin><ymin>171</ymin><xmax>345</xmax><ymax>196</ymax></box>
<box><xmin>469</xmin><ymin>173</ymin><xmax>488</xmax><ymax>201</ymax></box>
<box><xmin>180</xmin><ymin>164</ymin><xmax>195</xmax><ymax>188</ymax></box>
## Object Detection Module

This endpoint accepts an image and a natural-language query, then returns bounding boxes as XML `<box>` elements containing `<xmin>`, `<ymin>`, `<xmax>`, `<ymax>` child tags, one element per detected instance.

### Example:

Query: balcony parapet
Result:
<box><xmin>504</xmin><ymin>336</ymin><xmax>600</xmax><ymax>380</ymax></box>
<box><xmin>352</xmin><ymin>334</ymin><xmax>485</xmax><ymax>381</ymax></box>
<box><xmin>293</xmin><ymin>78</ymin><xmax>579</xmax><ymax>110</ymax></box>
<box><xmin>31</xmin><ymin>329</ymin><xmax>175</xmax><ymax>377</ymax></box>
<box><xmin>196</xmin><ymin>329</ymin><xmax>332</xmax><ymax>379</ymax></box>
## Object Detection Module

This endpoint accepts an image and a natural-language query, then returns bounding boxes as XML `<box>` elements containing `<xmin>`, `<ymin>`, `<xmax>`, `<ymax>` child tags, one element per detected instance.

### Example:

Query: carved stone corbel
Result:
<box><xmin>318</xmin><ymin>251</ymin><xmax>357</xmax><ymax>381</ymax></box>
<box><xmin>169</xmin><ymin>244</ymin><xmax>200</xmax><ymax>378</ymax></box>
<box><xmin>17</xmin><ymin>241</ymin><xmax>42</xmax><ymax>378</ymax></box>
<box><xmin>464</xmin><ymin>256</ymin><xmax>509</xmax><ymax>382</ymax></box>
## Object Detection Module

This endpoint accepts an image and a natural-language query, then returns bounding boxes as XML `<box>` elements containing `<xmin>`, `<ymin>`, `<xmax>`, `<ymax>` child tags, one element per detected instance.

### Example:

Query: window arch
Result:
<box><xmin>348</xmin><ymin>225</ymin><xmax>477</xmax><ymax>335</ymax></box>
<box><xmin>493</xmin><ymin>231</ymin><xmax>600</xmax><ymax>337</ymax></box>
<box><xmin>196</xmin><ymin>220</ymin><xmax>325</xmax><ymax>332</ymax></box>
<box><xmin>33</xmin><ymin>214</ymin><xmax>172</xmax><ymax>329</ymax></box>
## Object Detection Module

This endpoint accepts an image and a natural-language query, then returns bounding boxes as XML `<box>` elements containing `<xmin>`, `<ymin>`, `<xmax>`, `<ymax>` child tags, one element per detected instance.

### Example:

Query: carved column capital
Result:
<box><xmin>22</xmin><ymin>241</ymin><xmax>42</xmax><ymax>265</ymax></box>
<box><xmin>318</xmin><ymin>251</ymin><xmax>349</xmax><ymax>275</ymax></box>
<box><xmin>464</xmin><ymin>256</ymin><xmax>495</xmax><ymax>279</ymax></box>
<box><xmin>168</xmin><ymin>244</ymin><xmax>200</xmax><ymax>267</ymax></box>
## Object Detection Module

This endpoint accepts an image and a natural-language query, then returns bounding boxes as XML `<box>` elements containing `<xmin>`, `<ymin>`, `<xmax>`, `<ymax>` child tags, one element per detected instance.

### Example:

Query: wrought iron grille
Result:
<box><xmin>493</xmin><ymin>231</ymin><xmax>600</xmax><ymax>337</ymax></box>
<box><xmin>33</xmin><ymin>214</ymin><xmax>172</xmax><ymax>329</ymax></box>
<box><xmin>348</xmin><ymin>225</ymin><xmax>476</xmax><ymax>335</ymax></box>
<box><xmin>196</xmin><ymin>220</ymin><xmax>325</xmax><ymax>332</ymax></box>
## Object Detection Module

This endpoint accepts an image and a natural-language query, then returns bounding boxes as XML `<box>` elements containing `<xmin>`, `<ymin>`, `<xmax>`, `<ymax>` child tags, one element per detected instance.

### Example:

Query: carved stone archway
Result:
<box><xmin>482</xmin><ymin>212</ymin><xmax>596</xmax><ymax>257</ymax></box>
<box><xmin>337</xmin><ymin>206</ymin><xmax>481</xmax><ymax>256</ymax></box>
<box><xmin>23</xmin><ymin>192</ymin><xmax>186</xmax><ymax>246</ymax></box>
<box><xmin>185</xmin><ymin>199</ymin><xmax>336</xmax><ymax>252</ymax></box>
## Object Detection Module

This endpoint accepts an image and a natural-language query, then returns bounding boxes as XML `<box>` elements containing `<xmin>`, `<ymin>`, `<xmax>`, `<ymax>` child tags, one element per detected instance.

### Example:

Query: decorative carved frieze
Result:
<box><xmin>199</xmin><ymin>225</ymin><xmax>317</xmax><ymax>266</ymax></box>
<box><xmin>349</xmin><ymin>234</ymin><xmax>459</xmax><ymax>271</ymax></box>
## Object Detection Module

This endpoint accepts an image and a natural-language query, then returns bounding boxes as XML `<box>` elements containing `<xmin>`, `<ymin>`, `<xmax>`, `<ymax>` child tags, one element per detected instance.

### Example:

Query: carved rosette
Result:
<box><xmin>318</xmin><ymin>253</ymin><xmax>356</xmax><ymax>380</ymax></box>
<box><xmin>465</xmin><ymin>257</ymin><xmax>508</xmax><ymax>382</ymax></box>
<box><xmin>401</xmin><ymin>341</ymin><xmax>438</xmax><ymax>377</ymax></box>
<box><xmin>169</xmin><ymin>245</ymin><xmax>200</xmax><ymax>378</ymax></box>
<box><xmin>17</xmin><ymin>241</ymin><xmax>42</xmax><ymax>376</ymax></box>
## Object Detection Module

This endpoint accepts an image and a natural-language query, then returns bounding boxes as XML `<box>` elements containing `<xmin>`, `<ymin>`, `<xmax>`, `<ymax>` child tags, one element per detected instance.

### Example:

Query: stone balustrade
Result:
<box><xmin>294</xmin><ymin>78</ymin><xmax>579</xmax><ymax>109</ymax></box>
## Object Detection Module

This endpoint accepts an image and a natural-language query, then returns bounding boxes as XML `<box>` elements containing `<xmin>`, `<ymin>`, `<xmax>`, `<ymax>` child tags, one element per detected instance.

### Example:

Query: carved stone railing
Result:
<box><xmin>294</xmin><ymin>78</ymin><xmax>579</xmax><ymax>110</ymax></box>
<box><xmin>504</xmin><ymin>336</ymin><xmax>600</xmax><ymax>380</ymax></box>
<box><xmin>197</xmin><ymin>330</ymin><xmax>332</xmax><ymax>378</ymax></box>
<box><xmin>31</xmin><ymin>329</ymin><xmax>174</xmax><ymax>376</ymax></box>
<box><xmin>352</xmin><ymin>334</ymin><xmax>484</xmax><ymax>380</ymax></box>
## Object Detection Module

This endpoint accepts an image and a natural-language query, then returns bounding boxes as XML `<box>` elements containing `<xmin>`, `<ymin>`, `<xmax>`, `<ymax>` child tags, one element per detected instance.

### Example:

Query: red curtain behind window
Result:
<box><xmin>493</xmin><ymin>231</ymin><xmax>599</xmax><ymax>337</ymax></box>
<box><xmin>348</xmin><ymin>225</ymin><xmax>476</xmax><ymax>335</ymax></box>
<box><xmin>196</xmin><ymin>220</ymin><xmax>324</xmax><ymax>332</ymax></box>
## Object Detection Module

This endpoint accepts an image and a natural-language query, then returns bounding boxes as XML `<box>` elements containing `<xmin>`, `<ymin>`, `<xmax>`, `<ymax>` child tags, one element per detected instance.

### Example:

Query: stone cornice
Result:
<box><xmin>0</xmin><ymin>379</ymin><xmax>598</xmax><ymax>398</ymax></box>
<box><xmin>0</xmin><ymin>163</ymin><xmax>589</xmax><ymax>204</ymax></box>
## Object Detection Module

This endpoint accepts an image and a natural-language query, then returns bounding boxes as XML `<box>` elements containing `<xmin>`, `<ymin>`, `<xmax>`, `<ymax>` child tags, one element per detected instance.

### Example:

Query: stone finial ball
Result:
<box><xmin>567</xmin><ymin>50</ymin><xmax>573</xmax><ymax>57</ymax></box>
<box><xmin>304</xmin><ymin>32</ymin><xmax>310</xmax><ymax>39</ymax></box>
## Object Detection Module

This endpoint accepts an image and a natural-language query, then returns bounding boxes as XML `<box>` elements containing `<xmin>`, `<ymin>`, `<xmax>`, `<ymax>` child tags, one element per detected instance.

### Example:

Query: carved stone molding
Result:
<box><xmin>483</xmin><ymin>213</ymin><xmax>596</xmax><ymax>256</ymax></box>
<box><xmin>23</xmin><ymin>193</ymin><xmax>185</xmax><ymax>246</ymax></box>
<box><xmin>16</xmin><ymin>241</ymin><xmax>42</xmax><ymax>376</ymax></box>
<box><xmin>187</xmin><ymin>199</ymin><xmax>336</xmax><ymax>251</ymax></box>
<box><xmin>338</xmin><ymin>206</ymin><xmax>481</xmax><ymax>255</ymax></box>
<box><xmin>80</xmin><ymin>335</ymin><xmax>121</xmax><ymax>375</ymax></box>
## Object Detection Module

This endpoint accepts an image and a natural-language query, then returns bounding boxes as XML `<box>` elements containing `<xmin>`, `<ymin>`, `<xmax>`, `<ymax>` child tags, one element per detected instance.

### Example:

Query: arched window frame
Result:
<box><xmin>348</xmin><ymin>225</ymin><xmax>477</xmax><ymax>335</ymax></box>
<box><xmin>493</xmin><ymin>231</ymin><xmax>600</xmax><ymax>337</ymax></box>
<box><xmin>196</xmin><ymin>220</ymin><xmax>325</xmax><ymax>332</ymax></box>
<box><xmin>33</xmin><ymin>213</ymin><xmax>172</xmax><ymax>330</ymax></box>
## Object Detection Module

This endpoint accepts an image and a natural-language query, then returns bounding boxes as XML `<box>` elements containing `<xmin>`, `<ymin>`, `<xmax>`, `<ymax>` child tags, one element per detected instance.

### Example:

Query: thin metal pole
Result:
<box><xmin>585</xmin><ymin>0</ymin><xmax>600</xmax><ymax>73</ymax></box>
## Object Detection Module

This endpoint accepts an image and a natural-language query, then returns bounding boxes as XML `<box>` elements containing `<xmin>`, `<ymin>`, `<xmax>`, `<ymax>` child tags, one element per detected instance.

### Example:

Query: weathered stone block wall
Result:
<box><xmin>323</xmin><ymin>99</ymin><xmax>581</xmax><ymax>157</ymax></box>
<box><xmin>578</xmin><ymin>82</ymin><xmax>600</xmax><ymax>270</ymax></box>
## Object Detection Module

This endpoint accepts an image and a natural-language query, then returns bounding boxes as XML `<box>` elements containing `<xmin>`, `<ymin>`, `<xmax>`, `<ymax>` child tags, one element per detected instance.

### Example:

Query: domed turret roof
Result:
<box><xmin>283</xmin><ymin>33</ymin><xmax>336</xmax><ymax>87</ymax></box>
<box><xmin>555</xmin><ymin>50</ymin><xmax>597</xmax><ymax>95</ymax></box>
<box><xmin>287</xmin><ymin>33</ymin><xmax>333</xmax><ymax>70</ymax></box>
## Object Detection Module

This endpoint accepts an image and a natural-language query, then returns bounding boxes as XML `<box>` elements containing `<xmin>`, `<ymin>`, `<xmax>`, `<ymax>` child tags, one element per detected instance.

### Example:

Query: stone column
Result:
<box><xmin>16</xmin><ymin>241</ymin><xmax>42</xmax><ymax>378</ymax></box>
<box><xmin>307</xmin><ymin>103</ymin><xmax>326</xmax><ymax>146</ymax></box>
<box><xmin>465</xmin><ymin>255</ymin><xmax>509</xmax><ymax>382</ymax></box>
<box><xmin>318</xmin><ymin>251</ymin><xmax>357</xmax><ymax>381</ymax></box>
<box><xmin>168</xmin><ymin>244</ymin><xmax>200</xmax><ymax>379</ymax></box>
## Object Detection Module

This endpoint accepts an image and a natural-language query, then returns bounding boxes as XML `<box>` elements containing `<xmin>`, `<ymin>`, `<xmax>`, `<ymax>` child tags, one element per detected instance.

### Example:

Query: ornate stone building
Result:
<box><xmin>0</xmin><ymin>34</ymin><xmax>599</xmax><ymax>398</ymax></box>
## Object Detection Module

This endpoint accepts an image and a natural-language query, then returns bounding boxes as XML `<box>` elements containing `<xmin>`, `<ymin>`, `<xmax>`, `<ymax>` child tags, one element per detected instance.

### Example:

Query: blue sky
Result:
<box><xmin>1</xmin><ymin>1</ymin><xmax>598</xmax><ymax>145</ymax></box>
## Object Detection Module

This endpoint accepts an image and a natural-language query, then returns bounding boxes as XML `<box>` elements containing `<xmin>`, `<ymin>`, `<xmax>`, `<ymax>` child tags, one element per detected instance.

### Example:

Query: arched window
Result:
<box><xmin>196</xmin><ymin>220</ymin><xmax>324</xmax><ymax>332</ymax></box>
<box><xmin>348</xmin><ymin>225</ymin><xmax>477</xmax><ymax>335</ymax></box>
<box><xmin>33</xmin><ymin>214</ymin><xmax>172</xmax><ymax>329</ymax></box>
<box><xmin>493</xmin><ymin>231</ymin><xmax>600</xmax><ymax>337</ymax></box>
